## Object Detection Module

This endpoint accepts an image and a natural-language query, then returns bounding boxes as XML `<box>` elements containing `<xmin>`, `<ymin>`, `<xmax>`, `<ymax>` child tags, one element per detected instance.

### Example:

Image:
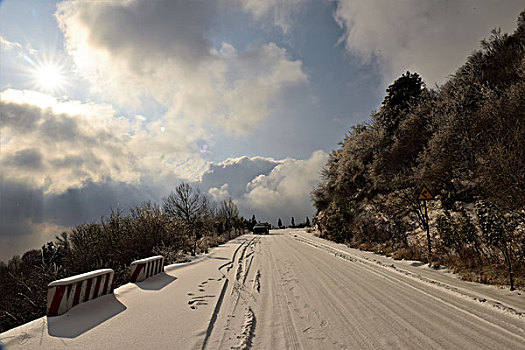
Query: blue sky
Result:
<box><xmin>1</xmin><ymin>0</ymin><xmax>523</xmax><ymax>260</ymax></box>
<box><xmin>0</xmin><ymin>0</ymin><xmax>381</xmax><ymax>162</ymax></box>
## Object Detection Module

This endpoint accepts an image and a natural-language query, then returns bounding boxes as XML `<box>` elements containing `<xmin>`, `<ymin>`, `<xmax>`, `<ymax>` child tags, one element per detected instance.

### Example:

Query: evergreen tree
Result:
<box><xmin>291</xmin><ymin>217</ymin><xmax>295</xmax><ymax>228</ymax></box>
<box><xmin>306</xmin><ymin>217</ymin><xmax>311</xmax><ymax>227</ymax></box>
<box><xmin>278</xmin><ymin>218</ymin><xmax>283</xmax><ymax>229</ymax></box>
<box><xmin>248</xmin><ymin>214</ymin><xmax>257</xmax><ymax>231</ymax></box>
<box><xmin>376</xmin><ymin>71</ymin><xmax>425</xmax><ymax>137</ymax></box>
<box><xmin>311</xmin><ymin>11</ymin><xmax>525</xmax><ymax>290</ymax></box>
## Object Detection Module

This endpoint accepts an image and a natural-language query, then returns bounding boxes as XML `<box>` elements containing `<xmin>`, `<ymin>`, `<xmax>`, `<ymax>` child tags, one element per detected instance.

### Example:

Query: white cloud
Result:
<box><xmin>208</xmin><ymin>184</ymin><xmax>230</xmax><ymax>202</ymax></box>
<box><xmin>234</xmin><ymin>0</ymin><xmax>306</xmax><ymax>34</ymax></box>
<box><xmin>0</xmin><ymin>149</ymin><xmax>327</xmax><ymax>260</ymax></box>
<box><xmin>0</xmin><ymin>36</ymin><xmax>23</xmax><ymax>51</ymax></box>
<box><xmin>201</xmin><ymin>155</ymin><xmax>280</xmax><ymax>198</ymax></box>
<box><xmin>56</xmin><ymin>0</ymin><xmax>307</xmax><ymax>135</ymax></box>
<box><xmin>1</xmin><ymin>89</ymin><xmax>138</xmax><ymax>193</ymax></box>
<box><xmin>0</xmin><ymin>89</ymin><xmax>204</xmax><ymax>194</ymax></box>
<box><xmin>199</xmin><ymin>151</ymin><xmax>328</xmax><ymax>224</ymax></box>
<box><xmin>334</xmin><ymin>0</ymin><xmax>524</xmax><ymax>85</ymax></box>
<box><xmin>0</xmin><ymin>89</ymin><xmax>326</xmax><ymax>257</ymax></box>
<box><xmin>0</xmin><ymin>88</ymin><xmax>202</xmax><ymax>259</ymax></box>
<box><xmin>241</xmin><ymin>150</ymin><xmax>327</xmax><ymax>222</ymax></box>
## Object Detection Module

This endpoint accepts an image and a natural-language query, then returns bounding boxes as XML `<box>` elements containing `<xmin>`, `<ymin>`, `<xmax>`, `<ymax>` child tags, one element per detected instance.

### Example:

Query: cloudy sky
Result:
<box><xmin>1</xmin><ymin>0</ymin><xmax>523</xmax><ymax>261</ymax></box>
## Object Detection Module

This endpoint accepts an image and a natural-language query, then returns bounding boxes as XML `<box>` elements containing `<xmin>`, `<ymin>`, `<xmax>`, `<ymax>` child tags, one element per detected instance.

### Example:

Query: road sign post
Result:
<box><xmin>423</xmin><ymin>199</ymin><xmax>431</xmax><ymax>256</ymax></box>
<box><xmin>418</xmin><ymin>185</ymin><xmax>434</xmax><ymax>257</ymax></box>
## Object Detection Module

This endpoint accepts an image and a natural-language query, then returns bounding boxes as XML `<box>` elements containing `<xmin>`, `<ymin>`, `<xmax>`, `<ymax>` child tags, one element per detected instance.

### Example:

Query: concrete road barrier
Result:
<box><xmin>47</xmin><ymin>269</ymin><xmax>114</xmax><ymax>316</ymax></box>
<box><xmin>129</xmin><ymin>255</ymin><xmax>164</xmax><ymax>282</ymax></box>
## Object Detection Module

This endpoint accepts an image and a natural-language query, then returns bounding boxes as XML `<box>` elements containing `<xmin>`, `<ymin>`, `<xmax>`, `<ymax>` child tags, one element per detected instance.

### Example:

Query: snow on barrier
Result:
<box><xmin>47</xmin><ymin>269</ymin><xmax>114</xmax><ymax>316</ymax></box>
<box><xmin>129</xmin><ymin>255</ymin><xmax>164</xmax><ymax>283</ymax></box>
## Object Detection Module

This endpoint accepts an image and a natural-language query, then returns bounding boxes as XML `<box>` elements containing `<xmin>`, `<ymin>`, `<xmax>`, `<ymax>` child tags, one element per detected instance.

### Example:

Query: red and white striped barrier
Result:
<box><xmin>47</xmin><ymin>269</ymin><xmax>114</xmax><ymax>316</ymax></box>
<box><xmin>129</xmin><ymin>255</ymin><xmax>164</xmax><ymax>283</ymax></box>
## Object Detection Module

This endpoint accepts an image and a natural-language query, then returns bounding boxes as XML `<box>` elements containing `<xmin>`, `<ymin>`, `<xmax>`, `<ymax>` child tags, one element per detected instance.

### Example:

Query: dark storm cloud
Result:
<box><xmin>0</xmin><ymin>95</ymin><xmax>139</xmax><ymax>193</ymax></box>
<box><xmin>3</xmin><ymin>149</ymin><xmax>44</xmax><ymax>170</ymax></box>
<box><xmin>43</xmin><ymin>179</ymin><xmax>163</xmax><ymax>227</ymax></box>
<box><xmin>60</xmin><ymin>0</ymin><xmax>218</xmax><ymax>67</ymax></box>
<box><xmin>0</xmin><ymin>180</ymin><xmax>45</xmax><ymax>234</ymax></box>
<box><xmin>0</xmin><ymin>102</ymin><xmax>40</xmax><ymax>132</ymax></box>
<box><xmin>39</xmin><ymin>113</ymin><xmax>80</xmax><ymax>142</ymax></box>
<box><xmin>48</xmin><ymin>154</ymin><xmax>85</xmax><ymax>169</ymax></box>
<box><xmin>0</xmin><ymin>148</ymin><xmax>326</xmax><ymax>260</ymax></box>
<box><xmin>0</xmin><ymin>178</ymin><xmax>166</xmax><ymax>261</ymax></box>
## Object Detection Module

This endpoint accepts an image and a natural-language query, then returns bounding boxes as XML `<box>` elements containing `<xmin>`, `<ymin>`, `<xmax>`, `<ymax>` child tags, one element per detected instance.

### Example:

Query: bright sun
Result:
<box><xmin>36</xmin><ymin>65</ymin><xmax>65</xmax><ymax>91</ymax></box>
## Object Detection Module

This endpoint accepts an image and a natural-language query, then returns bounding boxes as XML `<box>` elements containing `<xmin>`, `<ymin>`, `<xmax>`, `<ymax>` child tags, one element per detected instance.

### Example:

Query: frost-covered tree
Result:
<box><xmin>163</xmin><ymin>183</ymin><xmax>210</xmax><ymax>256</ymax></box>
<box><xmin>311</xmin><ymin>11</ymin><xmax>525</xmax><ymax>289</ymax></box>
<box><xmin>476</xmin><ymin>201</ymin><xmax>519</xmax><ymax>290</ymax></box>
<box><xmin>218</xmin><ymin>197</ymin><xmax>239</xmax><ymax>239</ymax></box>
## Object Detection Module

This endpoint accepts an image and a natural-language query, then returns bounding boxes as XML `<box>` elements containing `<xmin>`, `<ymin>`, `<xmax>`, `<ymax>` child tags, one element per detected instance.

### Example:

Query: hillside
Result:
<box><xmin>312</xmin><ymin>11</ymin><xmax>525</xmax><ymax>289</ymax></box>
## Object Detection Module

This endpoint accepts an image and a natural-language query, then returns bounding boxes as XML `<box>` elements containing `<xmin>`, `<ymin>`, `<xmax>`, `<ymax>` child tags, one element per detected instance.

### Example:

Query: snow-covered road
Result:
<box><xmin>2</xmin><ymin>229</ymin><xmax>524</xmax><ymax>349</ymax></box>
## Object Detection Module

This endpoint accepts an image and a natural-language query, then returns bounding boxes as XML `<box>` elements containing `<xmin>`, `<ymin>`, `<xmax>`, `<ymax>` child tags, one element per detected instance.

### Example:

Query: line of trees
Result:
<box><xmin>0</xmin><ymin>182</ymin><xmax>248</xmax><ymax>333</ymax></box>
<box><xmin>312</xmin><ymin>12</ymin><xmax>525</xmax><ymax>289</ymax></box>
<box><xmin>276</xmin><ymin>217</ymin><xmax>311</xmax><ymax>229</ymax></box>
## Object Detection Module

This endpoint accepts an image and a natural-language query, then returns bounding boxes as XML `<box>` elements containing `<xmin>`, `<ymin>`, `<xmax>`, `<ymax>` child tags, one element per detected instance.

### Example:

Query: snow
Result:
<box><xmin>48</xmin><ymin>269</ymin><xmax>113</xmax><ymax>287</ymax></box>
<box><xmin>130</xmin><ymin>255</ymin><xmax>163</xmax><ymax>265</ymax></box>
<box><xmin>297</xmin><ymin>229</ymin><xmax>525</xmax><ymax>317</ymax></box>
<box><xmin>2</xmin><ymin>230</ymin><xmax>524</xmax><ymax>349</ymax></box>
<box><xmin>1</xmin><ymin>237</ymin><xmax>249</xmax><ymax>349</ymax></box>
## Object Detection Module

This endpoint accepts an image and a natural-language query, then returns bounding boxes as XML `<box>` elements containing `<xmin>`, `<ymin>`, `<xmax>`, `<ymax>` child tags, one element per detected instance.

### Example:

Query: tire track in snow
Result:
<box><xmin>252</xmin><ymin>269</ymin><xmax>261</xmax><ymax>294</ymax></box>
<box><xmin>228</xmin><ymin>236</ymin><xmax>260</xmax><ymax>348</ymax></box>
<box><xmin>293</xmin><ymin>234</ymin><xmax>525</xmax><ymax>343</ymax></box>
<box><xmin>295</xmin><ymin>235</ymin><xmax>524</xmax><ymax>317</ymax></box>
<box><xmin>201</xmin><ymin>238</ymin><xmax>250</xmax><ymax>350</ymax></box>
<box><xmin>232</xmin><ymin>237</ymin><xmax>259</xmax><ymax>312</ymax></box>
<box><xmin>268</xmin><ymin>248</ymin><xmax>303</xmax><ymax>350</ymax></box>
<box><xmin>203</xmin><ymin>236</ymin><xmax>260</xmax><ymax>349</ymax></box>
<box><xmin>231</xmin><ymin>307</ymin><xmax>256</xmax><ymax>350</ymax></box>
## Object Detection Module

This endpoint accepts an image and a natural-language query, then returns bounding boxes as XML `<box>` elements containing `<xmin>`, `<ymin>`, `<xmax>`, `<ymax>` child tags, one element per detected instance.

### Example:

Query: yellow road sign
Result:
<box><xmin>418</xmin><ymin>185</ymin><xmax>434</xmax><ymax>200</ymax></box>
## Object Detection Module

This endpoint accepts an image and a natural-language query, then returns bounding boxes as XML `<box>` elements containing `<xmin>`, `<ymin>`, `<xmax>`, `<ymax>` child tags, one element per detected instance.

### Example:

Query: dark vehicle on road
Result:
<box><xmin>253</xmin><ymin>224</ymin><xmax>269</xmax><ymax>234</ymax></box>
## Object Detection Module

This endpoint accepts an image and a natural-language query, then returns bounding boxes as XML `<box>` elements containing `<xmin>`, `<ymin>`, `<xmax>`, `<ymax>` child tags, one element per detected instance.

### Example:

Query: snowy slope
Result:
<box><xmin>2</xmin><ymin>230</ymin><xmax>524</xmax><ymax>349</ymax></box>
<box><xmin>0</xmin><ymin>236</ymin><xmax>251</xmax><ymax>349</ymax></box>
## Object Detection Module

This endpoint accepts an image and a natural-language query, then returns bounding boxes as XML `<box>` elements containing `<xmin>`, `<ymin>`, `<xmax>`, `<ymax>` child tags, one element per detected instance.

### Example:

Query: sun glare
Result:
<box><xmin>25</xmin><ymin>51</ymin><xmax>70</xmax><ymax>94</ymax></box>
<box><xmin>36</xmin><ymin>64</ymin><xmax>65</xmax><ymax>91</ymax></box>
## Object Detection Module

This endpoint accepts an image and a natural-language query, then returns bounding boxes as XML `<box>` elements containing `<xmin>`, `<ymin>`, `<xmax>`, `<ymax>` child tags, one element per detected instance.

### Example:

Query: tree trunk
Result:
<box><xmin>503</xmin><ymin>243</ymin><xmax>515</xmax><ymax>291</ymax></box>
<box><xmin>192</xmin><ymin>228</ymin><xmax>197</xmax><ymax>256</ymax></box>
<box><xmin>192</xmin><ymin>237</ymin><xmax>197</xmax><ymax>256</ymax></box>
